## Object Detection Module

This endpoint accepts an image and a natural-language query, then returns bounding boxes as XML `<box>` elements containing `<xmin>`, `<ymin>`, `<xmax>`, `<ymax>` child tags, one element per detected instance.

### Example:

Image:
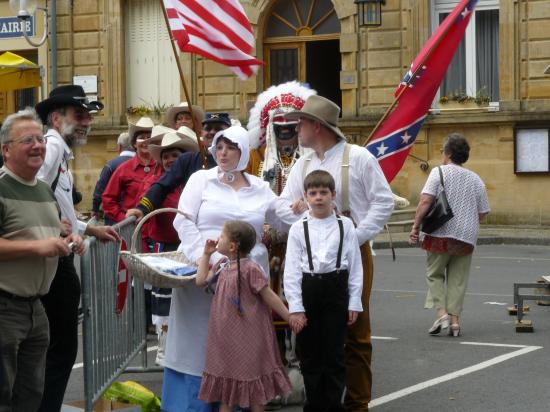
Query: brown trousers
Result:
<box><xmin>344</xmin><ymin>243</ymin><xmax>374</xmax><ymax>411</ymax></box>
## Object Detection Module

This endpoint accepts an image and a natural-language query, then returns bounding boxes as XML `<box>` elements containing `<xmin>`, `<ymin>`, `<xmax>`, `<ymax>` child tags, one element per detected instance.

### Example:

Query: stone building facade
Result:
<box><xmin>1</xmin><ymin>0</ymin><xmax>550</xmax><ymax>224</ymax></box>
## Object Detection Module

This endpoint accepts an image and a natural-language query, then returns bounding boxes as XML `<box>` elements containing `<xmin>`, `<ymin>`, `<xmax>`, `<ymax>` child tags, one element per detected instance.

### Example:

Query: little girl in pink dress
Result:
<box><xmin>196</xmin><ymin>220</ymin><xmax>298</xmax><ymax>412</ymax></box>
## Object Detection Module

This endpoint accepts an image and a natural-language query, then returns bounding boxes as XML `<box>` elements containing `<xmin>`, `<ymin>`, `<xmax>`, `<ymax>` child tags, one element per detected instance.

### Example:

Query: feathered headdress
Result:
<box><xmin>247</xmin><ymin>81</ymin><xmax>317</xmax><ymax>149</ymax></box>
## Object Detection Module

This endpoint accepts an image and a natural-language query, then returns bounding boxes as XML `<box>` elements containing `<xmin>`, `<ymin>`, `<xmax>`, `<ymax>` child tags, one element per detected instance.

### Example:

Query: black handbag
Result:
<box><xmin>421</xmin><ymin>166</ymin><xmax>454</xmax><ymax>234</ymax></box>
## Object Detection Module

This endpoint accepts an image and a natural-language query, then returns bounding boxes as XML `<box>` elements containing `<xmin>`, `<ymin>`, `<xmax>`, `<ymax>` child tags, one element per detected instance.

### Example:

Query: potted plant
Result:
<box><xmin>126</xmin><ymin>104</ymin><xmax>152</xmax><ymax>124</ymax></box>
<box><xmin>438</xmin><ymin>87</ymin><xmax>491</xmax><ymax>109</ymax></box>
<box><xmin>126</xmin><ymin>100</ymin><xmax>170</xmax><ymax>124</ymax></box>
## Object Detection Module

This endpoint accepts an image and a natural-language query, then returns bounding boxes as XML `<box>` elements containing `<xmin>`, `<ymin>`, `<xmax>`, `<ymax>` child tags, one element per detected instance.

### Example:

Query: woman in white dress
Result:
<box><xmin>161</xmin><ymin>125</ymin><xmax>283</xmax><ymax>412</ymax></box>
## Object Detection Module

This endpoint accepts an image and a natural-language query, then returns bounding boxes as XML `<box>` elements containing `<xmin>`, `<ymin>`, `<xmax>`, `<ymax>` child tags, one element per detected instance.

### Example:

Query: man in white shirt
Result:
<box><xmin>35</xmin><ymin>85</ymin><xmax>120</xmax><ymax>412</ymax></box>
<box><xmin>275</xmin><ymin>95</ymin><xmax>394</xmax><ymax>411</ymax></box>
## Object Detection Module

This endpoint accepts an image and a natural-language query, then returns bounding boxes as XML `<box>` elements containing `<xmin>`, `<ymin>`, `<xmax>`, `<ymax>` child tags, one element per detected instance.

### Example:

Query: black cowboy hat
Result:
<box><xmin>35</xmin><ymin>84</ymin><xmax>104</xmax><ymax>124</ymax></box>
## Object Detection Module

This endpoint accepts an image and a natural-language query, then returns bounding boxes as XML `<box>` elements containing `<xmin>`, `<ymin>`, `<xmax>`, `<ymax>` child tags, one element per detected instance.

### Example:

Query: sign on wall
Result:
<box><xmin>514</xmin><ymin>127</ymin><xmax>550</xmax><ymax>174</ymax></box>
<box><xmin>0</xmin><ymin>17</ymin><xmax>35</xmax><ymax>39</ymax></box>
<box><xmin>73</xmin><ymin>75</ymin><xmax>98</xmax><ymax>94</ymax></box>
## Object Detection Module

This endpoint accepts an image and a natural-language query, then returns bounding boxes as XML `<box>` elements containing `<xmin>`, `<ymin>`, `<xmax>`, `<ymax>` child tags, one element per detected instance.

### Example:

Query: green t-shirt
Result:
<box><xmin>0</xmin><ymin>166</ymin><xmax>61</xmax><ymax>297</ymax></box>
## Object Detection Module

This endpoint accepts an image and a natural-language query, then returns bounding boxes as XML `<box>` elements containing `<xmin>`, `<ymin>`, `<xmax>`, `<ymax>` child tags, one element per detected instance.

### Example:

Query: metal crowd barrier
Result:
<box><xmin>80</xmin><ymin>217</ymin><xmax>161</xmax><ymax>411</ymax></box>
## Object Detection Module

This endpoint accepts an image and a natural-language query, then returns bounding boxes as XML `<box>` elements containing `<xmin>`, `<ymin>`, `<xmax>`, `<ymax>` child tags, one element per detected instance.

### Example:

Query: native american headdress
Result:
<box><xmin>248</xmin><ymin>81</ymin><xmax>316</xmax><ymax>148</ymax></box>
<box><xmin>247</xmin><ymin>81</ymin><xmax>316</xmax><ymax>180</ymax></box>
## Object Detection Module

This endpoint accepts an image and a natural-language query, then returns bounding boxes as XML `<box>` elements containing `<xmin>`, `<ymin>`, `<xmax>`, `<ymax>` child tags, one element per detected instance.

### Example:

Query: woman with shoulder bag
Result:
<box><xmin>409</xmin><ymin>133</ymin><xmax>490</xmax><ymax>337</ymax></box>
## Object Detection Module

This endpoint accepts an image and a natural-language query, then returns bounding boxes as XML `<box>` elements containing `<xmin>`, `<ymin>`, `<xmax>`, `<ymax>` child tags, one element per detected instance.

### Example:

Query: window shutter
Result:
<box><xmin>125</xmin><ymin>0</ymin><xmax>180</xmax><ymax>109</ymax></box>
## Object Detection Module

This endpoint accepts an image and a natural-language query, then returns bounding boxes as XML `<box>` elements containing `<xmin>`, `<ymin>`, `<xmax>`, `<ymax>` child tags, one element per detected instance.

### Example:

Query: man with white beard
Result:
<box><xmin>35</xmin><ymin>85</ymin><xmax>119</xmax><ymax>411</ymax></box>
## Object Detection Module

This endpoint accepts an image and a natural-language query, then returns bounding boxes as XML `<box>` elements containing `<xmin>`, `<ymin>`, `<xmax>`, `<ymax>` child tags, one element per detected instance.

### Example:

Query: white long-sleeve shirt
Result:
<box><xmin>274</xmin><ymin>140</ymin><xmax>394</xmax><ymax>245</ymax></box>
<box><xmin>283</xmin><ymin>212</ymin><xmax>363</xmax><ymax>313</ymax></box>
<box><xmin>173</xmin><ymin>166</ymin><xmax>282</xmax><ymax>273</ymax></box>
<box><xmin>37</xmin><ymin>129</ymin><xmax>87</xmax><ymax>235</ymax></box>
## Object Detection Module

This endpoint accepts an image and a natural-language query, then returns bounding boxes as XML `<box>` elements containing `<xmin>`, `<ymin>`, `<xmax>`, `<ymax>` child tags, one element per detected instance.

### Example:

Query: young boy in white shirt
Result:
<box><xmin>284</xmin><ymin>170</ymin><xmax>363</xmax><ymax>412</ymax></box>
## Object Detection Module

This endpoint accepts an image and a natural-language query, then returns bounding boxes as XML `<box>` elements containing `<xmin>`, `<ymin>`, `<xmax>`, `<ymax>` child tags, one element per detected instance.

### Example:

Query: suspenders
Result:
<box><xmin>302</xmin><ymin>215</ymin><xmax>344</xmax><ymax>274</ymax></box>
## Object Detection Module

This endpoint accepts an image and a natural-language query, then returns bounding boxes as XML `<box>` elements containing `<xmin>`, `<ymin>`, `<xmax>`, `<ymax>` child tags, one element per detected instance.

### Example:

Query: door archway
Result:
<box><xmin>263</xmin><ymin>0</ymin><xmax>341</xmax><ymax>108</ymax></box>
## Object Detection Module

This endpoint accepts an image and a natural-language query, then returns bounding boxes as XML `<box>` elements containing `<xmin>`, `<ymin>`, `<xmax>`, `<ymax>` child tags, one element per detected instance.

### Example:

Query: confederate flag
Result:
<box><xmin>366</xmin><ymin>0</ymin><xmax>478</xmax><ymax>183</ymax></box>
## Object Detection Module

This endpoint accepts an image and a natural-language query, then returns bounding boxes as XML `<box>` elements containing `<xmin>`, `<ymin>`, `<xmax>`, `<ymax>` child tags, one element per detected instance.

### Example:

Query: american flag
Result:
<box><xmin>366</xmin><ymin>0</ymin><xmax>478</xmax><ymax>183</ymax></box>
<box><xmin>162</xmin><ymin>0</ymin><xmax>263</xmax><ymax>80</ymax></box>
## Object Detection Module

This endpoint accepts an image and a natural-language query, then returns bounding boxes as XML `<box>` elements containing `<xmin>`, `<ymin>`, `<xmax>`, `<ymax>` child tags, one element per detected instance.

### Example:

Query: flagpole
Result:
<box><xmin>362</xmin><ymin>3</ymin><xmax>467</xmax><ymax>146</ymax></box>
<box><xmin>159</xmin><ymin>0</ymin><xmax>208</xmax><ymax>168</ymax></box>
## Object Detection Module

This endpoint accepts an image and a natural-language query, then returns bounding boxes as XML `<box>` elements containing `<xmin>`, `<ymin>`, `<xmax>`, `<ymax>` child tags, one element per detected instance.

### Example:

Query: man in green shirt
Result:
<box><xmin>0</xmin><ymin>108</ymin><xmax>84</xmax><ymax>412</ymax></box>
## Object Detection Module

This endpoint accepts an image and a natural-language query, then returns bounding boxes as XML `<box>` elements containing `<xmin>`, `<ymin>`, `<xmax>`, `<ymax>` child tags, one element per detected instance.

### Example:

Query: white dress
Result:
<box><xmin>166</xmin><ymin>166</ymin><xmax>281</xmax><ymax>376</ymax></box>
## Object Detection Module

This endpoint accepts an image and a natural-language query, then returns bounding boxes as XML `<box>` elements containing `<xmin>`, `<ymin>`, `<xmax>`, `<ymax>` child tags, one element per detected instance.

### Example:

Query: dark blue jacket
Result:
<box><xmin>92</xmin><ymin>154</ymin><xmax>134</xmax><ymax>213</ymax></box>
<box><xmin>137</xmin><ymin>152</ymin><xmax>216</xmax><ymax>214</ymax></box>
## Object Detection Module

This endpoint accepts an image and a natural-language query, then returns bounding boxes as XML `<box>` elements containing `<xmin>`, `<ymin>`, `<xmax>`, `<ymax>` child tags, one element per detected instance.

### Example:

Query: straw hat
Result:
<box><xmin>165</xmin><ymin>102</ymin><xmax>204</xmax><ymax>129</ymax></box>
<box><xmin>284</xmin><ymin>95</ymin><xmax>345</xmax><ymax>140</ymax></box>
<box><xmin>128</xmin><ymin>117</ymin><xmax>155</xmax><ymax>143</ymax></box>
<box><xmin>149</xmin><ymin>128</ymin><xmax>199</xmax><ymax>163</ymax></box>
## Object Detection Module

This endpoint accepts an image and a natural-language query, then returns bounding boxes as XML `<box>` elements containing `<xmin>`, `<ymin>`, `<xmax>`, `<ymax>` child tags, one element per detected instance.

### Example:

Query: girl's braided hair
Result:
<box><xmin>224</xmin><ymin>220</ymin><xmax>256</xmax><ymax>315</ymax></box>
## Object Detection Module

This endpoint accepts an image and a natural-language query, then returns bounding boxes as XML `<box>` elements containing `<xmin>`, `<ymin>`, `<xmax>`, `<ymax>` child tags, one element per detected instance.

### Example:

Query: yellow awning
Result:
<box><xmin>0</xmin><ymin>51</ymin><xmax>41</xmax><ymax>92</ymax></box>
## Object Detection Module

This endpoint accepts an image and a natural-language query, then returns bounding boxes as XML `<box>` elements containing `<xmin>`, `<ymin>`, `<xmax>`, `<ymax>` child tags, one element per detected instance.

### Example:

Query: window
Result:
<box><xmin>264</xmin><ymin>0</ymin><xmax>341</xmax><ymax>106</ymax></box>
<box><xmin>14</xmin><ymin>50</ymin><xmax>38</xmax><ymax>111</ymax></box>
<box><xmin>432</xmin><ymin>0</ymin><xmax>499</xmax><ymax>103</ymax></box>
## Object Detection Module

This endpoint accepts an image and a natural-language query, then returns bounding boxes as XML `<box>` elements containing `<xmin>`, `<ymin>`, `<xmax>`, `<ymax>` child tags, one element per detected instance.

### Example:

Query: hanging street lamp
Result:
<box><xmin>355</xmin><ymin>0</ymin><xmax>385</xmax><ymax>27</ymax></box>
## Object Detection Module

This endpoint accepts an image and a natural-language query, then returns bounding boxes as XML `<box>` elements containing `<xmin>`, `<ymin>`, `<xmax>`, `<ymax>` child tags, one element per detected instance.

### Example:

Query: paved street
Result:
<box><xmin>65</xmin><ymin>244</ymin><xmax>550</xmax><ymax>411</ymax></box>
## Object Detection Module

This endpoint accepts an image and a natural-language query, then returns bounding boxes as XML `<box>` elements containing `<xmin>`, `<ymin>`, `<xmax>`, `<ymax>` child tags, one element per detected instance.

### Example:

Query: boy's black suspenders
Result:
<box><xmin>302</xmin><ymin>215</ymin><xmax>344</xmax><ymax>274</ymax></box>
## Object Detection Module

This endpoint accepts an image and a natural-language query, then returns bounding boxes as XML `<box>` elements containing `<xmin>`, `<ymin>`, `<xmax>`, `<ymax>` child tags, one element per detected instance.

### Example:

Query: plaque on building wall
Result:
<box><xmin>514</xmin><ymin>128</ymin><xmax>550</xmax><ymax>174</ymax></box>
<box><xmin>73</xmin><ymin>75</ymin><xmax>97</xmax><ymax>94</ymax></box>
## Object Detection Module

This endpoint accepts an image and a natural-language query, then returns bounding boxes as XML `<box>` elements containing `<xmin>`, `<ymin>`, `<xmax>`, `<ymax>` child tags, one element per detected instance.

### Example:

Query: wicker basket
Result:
<box><xmin>119</xmin><ymin>208</ymin><xmax>197</xmax><ymax>288</ymax></box>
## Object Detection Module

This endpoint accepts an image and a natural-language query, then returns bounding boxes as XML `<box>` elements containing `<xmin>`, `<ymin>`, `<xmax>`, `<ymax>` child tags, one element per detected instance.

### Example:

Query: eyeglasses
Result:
<box><xmin>5</xmin><ymin>135</ymin><xmax>47</xmax><ymax>145</ymax></box>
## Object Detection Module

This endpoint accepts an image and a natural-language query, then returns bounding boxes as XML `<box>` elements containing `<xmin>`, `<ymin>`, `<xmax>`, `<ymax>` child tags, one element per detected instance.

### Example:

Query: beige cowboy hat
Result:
<box><xmin>147</xmin><ymin>124</ymin><xmax>175</xmax><ymax>144</ymax></box>
<box><xmin>284</xmin><ymin>95</ymin><xmax>346</xmax><ymax>140</ymax></box>
<box><xmin>165</xmin><ymin>102</ymin><xmax>205</xmax><ymax>129</ymax></box>
<box><xmin>149</xmin><ymin>127</ymin><xmax>199</xmax><ymax>162</ymax></box>
<box><xmin>128</xmin><ymin>117</ymin><xmax>155</xmax><ymax>144</ymax></box>
<box><xmin>151</xmin><ymin>124</ymin><xmax>175</xmax><ymax>142</ymax></box>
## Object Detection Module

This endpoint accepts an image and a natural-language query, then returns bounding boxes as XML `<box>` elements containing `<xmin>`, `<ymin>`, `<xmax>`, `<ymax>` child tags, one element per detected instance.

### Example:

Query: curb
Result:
<box><xmin>374</xmin><ymin>236</ymin><xmax>550</xmax><ymax>250</ymax></box>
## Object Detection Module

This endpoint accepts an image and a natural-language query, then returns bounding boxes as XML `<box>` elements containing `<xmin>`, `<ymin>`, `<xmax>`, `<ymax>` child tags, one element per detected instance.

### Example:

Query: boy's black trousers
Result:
<box><xmin>296</xmin><ymin>270</ymin><xmax>349</xmax><ymax>412</ymax></box>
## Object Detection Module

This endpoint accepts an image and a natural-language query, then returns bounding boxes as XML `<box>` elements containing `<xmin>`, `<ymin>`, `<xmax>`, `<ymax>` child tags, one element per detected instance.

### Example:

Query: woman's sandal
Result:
<box><xmin>448</xmin><ymin>324</ymin><xmax>460</xmax><ymax>337</ymax></box>
<box><xmin>428</xmin><ymin>314</ymin><xmax>449</xmax><ymax>335</ymax></box>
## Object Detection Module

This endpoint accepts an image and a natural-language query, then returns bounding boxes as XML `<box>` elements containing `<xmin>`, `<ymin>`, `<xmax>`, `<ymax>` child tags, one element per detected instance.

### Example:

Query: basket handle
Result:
<box><xmin>130</xmin><ymin>207</ymin><xmax>188</xmax><ymax>253</ymax></box>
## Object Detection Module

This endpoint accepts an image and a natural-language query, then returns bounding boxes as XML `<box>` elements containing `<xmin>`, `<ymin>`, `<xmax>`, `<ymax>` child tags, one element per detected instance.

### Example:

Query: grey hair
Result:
<box><xmin>0</xmin><ymin>108</ymin><xmax>42</xmax><ymax>145</ymax></box>
<box><xmin>46</xmin><ymin>107</ymin><xmax>67</xmax><ymax>128</ymax></box>
<box><xmin>117</xmin><ymin>132</ymin><xmax>133</xmax><ymax>151</ymax></box>
<box><xmin>443</xmin><ymin>132</ymin><xmax>470</xmax><ymax>165</ymax></box>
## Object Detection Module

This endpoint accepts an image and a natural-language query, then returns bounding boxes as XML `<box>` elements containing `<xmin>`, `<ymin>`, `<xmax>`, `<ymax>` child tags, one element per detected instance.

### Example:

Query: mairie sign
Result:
<box><xmin>0</xmin><ymin>16</ymin><xmax>35</xmax><ymax>39</ymax></box>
